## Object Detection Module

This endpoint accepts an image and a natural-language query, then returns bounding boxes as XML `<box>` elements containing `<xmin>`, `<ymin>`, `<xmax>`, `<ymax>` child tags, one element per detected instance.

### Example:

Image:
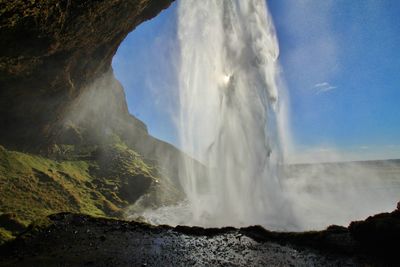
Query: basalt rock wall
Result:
<box><xmin>0</xmin><ymin>0</ymin><xmax>174</xmax><ymax>152</ymax></box>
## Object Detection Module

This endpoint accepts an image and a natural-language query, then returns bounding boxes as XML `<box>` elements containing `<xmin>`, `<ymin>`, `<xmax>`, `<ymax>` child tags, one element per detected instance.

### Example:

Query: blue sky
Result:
<box><xmin>113</xmin><ymin>1</ymin><xmax>400</xmax><ymax>161</ymax></box>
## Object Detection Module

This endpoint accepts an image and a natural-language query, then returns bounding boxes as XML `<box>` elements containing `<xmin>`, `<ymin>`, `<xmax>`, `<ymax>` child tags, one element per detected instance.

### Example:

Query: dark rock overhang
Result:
<box><xmin>0</xmin><ymin>0</ymin><xmax>174</xmax><ymax>151</ymax></box>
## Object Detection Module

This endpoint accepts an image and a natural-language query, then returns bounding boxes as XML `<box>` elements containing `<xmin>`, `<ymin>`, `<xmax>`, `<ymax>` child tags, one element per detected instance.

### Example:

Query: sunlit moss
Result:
<box><xmin>0</xmin><ymin>142</ymin><xmax>162</xmax><ymax>223</ymax></box>
<box><xmin>0</xmin><ymin>227</ymin><xmax>14</xmax><ymax>245</ymax></box>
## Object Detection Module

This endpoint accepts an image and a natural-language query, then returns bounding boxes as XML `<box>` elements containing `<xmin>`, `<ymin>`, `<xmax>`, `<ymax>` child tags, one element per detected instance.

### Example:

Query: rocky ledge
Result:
<box><xmin>0</xmin><ymin>208</ymin><xmax>399</xmax><ymax>266</ymax></box>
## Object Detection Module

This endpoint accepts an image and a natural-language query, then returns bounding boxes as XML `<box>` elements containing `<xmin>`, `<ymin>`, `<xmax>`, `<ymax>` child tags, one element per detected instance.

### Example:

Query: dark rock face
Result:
<box><xmin>0</xmin><ymin>214</ymin><xmax>26</xmax><ymax>235</ymax></box>
<box><xmin>0</xmin><ymin>0</ymin><xmax>174</xmax><ymax>151</ymax></box>
<box><xmin>1</xmin><ymin>212</ymin><xmax>399</xmax><ymax>266</ymax></box>
<box><xmin>349</xmin><ymin>209</ymin><xmax>400</xmax><ymax>255</ymax></box>
<box><xmin>0</xmin><ymin>213</ymin><xmax>375</xmax><ymax>266</ymax></box>
<box><xmin>0</xmin><ymin>0</ymin><xmax>188</xmax><ymax>239</ymax></box>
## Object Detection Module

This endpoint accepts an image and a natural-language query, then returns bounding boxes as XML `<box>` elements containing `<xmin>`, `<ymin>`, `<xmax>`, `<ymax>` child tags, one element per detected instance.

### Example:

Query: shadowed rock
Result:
<box><xmin>0</xmin><ymin>0</ymin><xmax>174</xmax><ymax>152</ymax></box>
<box><xmin>0</xmin><ymin>0</ymin><xmax>190</xmax><ymax>232</ymax></box>
<box><xmin>349</xmin><ymin>208</ymin><xmax>400</xmax><ymax>255</ymax></box>
<box><xmin>0</xmin><ymin>211</ymin><xmax>399</xmax><ymax>266</ymax></box>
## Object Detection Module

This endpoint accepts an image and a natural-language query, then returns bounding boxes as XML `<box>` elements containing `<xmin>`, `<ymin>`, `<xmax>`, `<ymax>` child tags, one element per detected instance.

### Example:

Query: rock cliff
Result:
<box><xmin>0</xmin><ymin>0</ymin><xmax>187</xmax><ymax>240</ymax></box>
<box><xmin>0</xmin><ymin>0</ymin><xmax>174</xmax><ymax>151</ymax></box>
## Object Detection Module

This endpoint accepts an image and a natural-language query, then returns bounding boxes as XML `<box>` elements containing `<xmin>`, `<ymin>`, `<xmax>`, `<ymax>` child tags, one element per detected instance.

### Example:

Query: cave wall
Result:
<box><xmin>0</xmin><ymin>0</ymin><xmax>174</xmax><ymax>151</ymax></box>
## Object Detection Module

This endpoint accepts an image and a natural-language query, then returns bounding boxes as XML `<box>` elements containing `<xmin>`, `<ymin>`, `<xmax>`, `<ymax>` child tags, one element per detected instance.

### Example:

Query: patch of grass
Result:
<box><xmin>0</xmin><ymin>227</ymin><xmax>14</xmax><ymax>245</ymax></box>
<box><xmin>0</xmin><ymin>139</ymin><xmax>180</xmax><ymax>236</ymax></box>
<box><xmin>0</xmin><ymin>145</ymin><xmax>106</xmax><ymax>225</ymax></box>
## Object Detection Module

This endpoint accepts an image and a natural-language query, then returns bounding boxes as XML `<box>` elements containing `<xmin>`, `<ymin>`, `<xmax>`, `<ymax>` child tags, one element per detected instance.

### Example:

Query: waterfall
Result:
<box><xmin>176</xmin><ymin>0</ymin><xmax>292</xmax><ymax>228</ymax></box>
<box><xmin>128</xmin><ymin>0</ymin><xmax>399</xmax><ymax>232</ymax></box>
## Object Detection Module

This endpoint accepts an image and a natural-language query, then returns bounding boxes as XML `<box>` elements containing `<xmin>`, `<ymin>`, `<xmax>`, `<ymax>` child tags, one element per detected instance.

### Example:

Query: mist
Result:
<box><xmin>283</xmin><ymin>159</ymin><xmax>399</xmax><ymax>230</ymax></box>
<box><xmin>111</xmin><ymin>0</ymin><xmax>400</xmax><ymax>231</ymax></box>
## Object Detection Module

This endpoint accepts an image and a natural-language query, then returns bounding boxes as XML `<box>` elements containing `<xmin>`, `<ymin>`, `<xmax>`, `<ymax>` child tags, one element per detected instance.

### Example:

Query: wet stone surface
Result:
<box><xmin>0</xmin><ymin>213</ymin><xmax>379</xmax><ymax>266</ymax></box>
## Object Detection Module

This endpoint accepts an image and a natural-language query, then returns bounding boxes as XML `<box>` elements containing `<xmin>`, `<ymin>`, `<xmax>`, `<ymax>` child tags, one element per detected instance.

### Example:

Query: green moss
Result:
<box><xmin>22</xmin><ymin>216</ymin><xmax>53</xmax><ymax>237</ymax></box>
<box><xmin>0</xmin><ymin>145</ymin><xmax>107</xmax><ymax>224</ymax></box>
<box><xmin>0</xmin><ymin>212</ymin><xmax>27</xmax><ymax>234</ymax></box>
<box><xmin>0</xmin><ymin>227</ymin><xmax>14</xmax><ymax>245</ymax></box>
<box><xmin>0</xmin><ymin>139</ymin><xmax>179</xmax><ymax>233</ymax></box>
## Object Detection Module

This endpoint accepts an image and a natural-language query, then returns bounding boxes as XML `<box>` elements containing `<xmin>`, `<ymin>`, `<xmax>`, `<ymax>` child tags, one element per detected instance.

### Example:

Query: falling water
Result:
<box><xmin>176</xmin><ymin>0</ymin><xmax>292</xmax><ymax>228</ymax></box>
<box><xmin>130</xmin><ymin>0</ymin><xmax>400</xmax><ymax>231</ymax></box>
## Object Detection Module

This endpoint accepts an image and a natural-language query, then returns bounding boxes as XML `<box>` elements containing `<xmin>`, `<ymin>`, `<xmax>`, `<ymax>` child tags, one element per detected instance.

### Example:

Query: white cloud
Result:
<box><xmin>279</xmin><ymin>0</ymin><xmax>340</xmax><ymax>90</ymax></box>
<box><xmin>313</xmin><ymin>82</ymin><xmax>337</xmax><ymax>94</ymax></box>
<box><xmin>314</xmin><ymin>82</ymin><xmax>329</xmax><ymax>87</ymax></box>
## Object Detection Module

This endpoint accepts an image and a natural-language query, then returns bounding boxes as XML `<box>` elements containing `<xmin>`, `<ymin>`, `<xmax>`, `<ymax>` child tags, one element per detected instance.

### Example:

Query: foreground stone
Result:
<box><xmin>0</xmin><ymin>211</ymin><xmax>398</xmax><ymax>267</ymax></box>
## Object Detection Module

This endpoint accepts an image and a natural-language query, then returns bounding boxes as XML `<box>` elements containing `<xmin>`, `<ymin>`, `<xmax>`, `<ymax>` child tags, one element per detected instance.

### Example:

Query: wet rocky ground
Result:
<box><xmin>0</xmin><ymin>212</ymin><xmax>398</xmax><ymax>266</ymax></box>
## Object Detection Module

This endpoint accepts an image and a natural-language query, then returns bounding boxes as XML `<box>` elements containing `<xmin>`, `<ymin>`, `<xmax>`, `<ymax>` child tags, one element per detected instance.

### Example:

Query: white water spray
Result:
<box><xmin>176</xmin><ymin>0</ymin><xmax>292</xmax><ymax>228</ymax></box>
<box><xmin>126</xmin><ymin>0</ymin><xmax>400</xmax><ymax>231</ymax></box>
<box><xmin>128</xmin><ymin>0</ymin><xmax>400</xmax><ymax>231</ymax></box>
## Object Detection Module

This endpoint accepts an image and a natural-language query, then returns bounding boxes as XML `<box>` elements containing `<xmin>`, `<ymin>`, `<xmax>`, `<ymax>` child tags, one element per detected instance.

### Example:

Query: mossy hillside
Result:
<box><xmin>0</xmin><ymin>227</ymin><xmax>13</xmax><ymax>245</ymax></box>
<box><xmin>0</xmin><ymin>213</ymin><xmax>28</xmax><ymax>245</ymax></box>
<box><xmin>0</xmin><ymin>145</ymin><xmax>104</xmax><ymax>224</ymax></box>
<box><xmin>0</xmin><ymin>140</ymin><xmax>179</xmax><ymax>244</ymax></box>
<box><xmin>92</xmin><ymin>140</ymin><xmax>183</xmax><ymax>214</ymax></box>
